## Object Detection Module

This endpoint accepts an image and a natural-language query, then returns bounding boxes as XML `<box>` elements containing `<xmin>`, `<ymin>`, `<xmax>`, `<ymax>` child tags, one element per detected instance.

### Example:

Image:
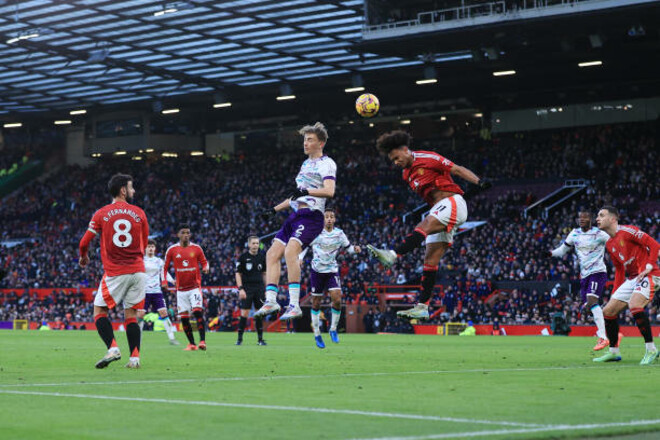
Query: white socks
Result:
<box><xmin>163</xmin><ymin>317</ymin><xmax>175</xmax><ymax>340</ymax></box>
<box><xmin>330</xmin><ymin>308</ymin><xmax>341</xmax><ymax>331</ymax></box>
<box><xmin>645</xmin><ymin>342</ymin><xmax>657</xmax><ymax>352</ymax></box>
<box><xmin>288</xmin><ymin>283</ymin><xmax>300</xmax><ymax>307</ymax></box>
<box><xmin>591</xmin><ymin>305</ymin><xmax>607</xmax><ymax>340</ymax></box>
<box><xmin>311</xmin><ymin>309</ymin><xmax>321</xmax><ymax>336</ymax></box>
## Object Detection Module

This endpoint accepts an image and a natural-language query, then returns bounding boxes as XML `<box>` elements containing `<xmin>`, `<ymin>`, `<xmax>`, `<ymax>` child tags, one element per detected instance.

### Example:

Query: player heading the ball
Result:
<box><xmin>367</xmin><ymin>130</ymin><xmax>490</xmax><ymax>320</ymax></box>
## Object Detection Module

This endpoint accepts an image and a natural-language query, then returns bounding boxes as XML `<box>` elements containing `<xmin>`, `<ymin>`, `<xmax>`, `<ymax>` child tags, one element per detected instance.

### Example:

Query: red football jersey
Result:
<box><xmin>402</xmin><ymin>150</ymin><xmax>464</xmax><ymax>205</ymax></box>
<box><xmin>606</xmin><ymin>225</ymin><xmax>660</xmax><ymax>290</ymax></box>
<box><xmin>163</xmin><ymin>243</ymin><xmax>209</xmax><ymax>291</ymax></box>
<box><xmin>86</xmin><ymin>201</ymin><xmax>149</xmax><ymax>277</ymax></box>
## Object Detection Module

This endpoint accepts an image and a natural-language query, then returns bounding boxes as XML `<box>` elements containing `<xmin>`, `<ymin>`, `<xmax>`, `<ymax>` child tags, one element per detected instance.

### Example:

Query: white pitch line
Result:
<box><xmin>0</xmin><ymin>364</ymin><xmax>654</xmax><ymax>389</ymax></box>
<box><xmin>348</xmin><ymin>419</ymin><xmax>660</xmax><ymax>440</ymax></box>
<box><xmin>0</xmin><ymin>389</ymin><xmax>544</xmax><ymax>428</ymax></box>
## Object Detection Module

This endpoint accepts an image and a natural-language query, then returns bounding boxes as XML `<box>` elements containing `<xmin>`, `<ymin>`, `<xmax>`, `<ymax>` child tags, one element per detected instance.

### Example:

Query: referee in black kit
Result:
<box><xmin>235</xmin><ymin>235</ymin><xmax>267</xmax><ymax>346</ymax></box>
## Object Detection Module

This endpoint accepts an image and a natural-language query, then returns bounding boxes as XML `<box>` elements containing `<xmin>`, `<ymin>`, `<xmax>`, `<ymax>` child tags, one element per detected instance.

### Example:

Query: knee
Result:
<box><xmin>284</xmin><ymin>245</ymin><xmax>300</xmax><ymax>261</ymax></box>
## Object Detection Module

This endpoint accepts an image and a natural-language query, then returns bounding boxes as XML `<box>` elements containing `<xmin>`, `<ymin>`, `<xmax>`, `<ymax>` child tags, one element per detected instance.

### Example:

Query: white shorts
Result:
<box><xmin>425</xmin><ymin>194</ymin><xmax>468</xmax><ymax>245</ymax></box>
<box><xmin>177</xmin><ymin>288</ymin><xmax>203</xmax><ymax>314</ymax></box>
<box><xmin>611</xmin><ymin>275</ymin><xmax>660</xmax><ymax>303</ymax></box>
<box><xmin>94</xmin><ymin>272</ymin><xmax>146</xmax><ymax>309</ymax></box>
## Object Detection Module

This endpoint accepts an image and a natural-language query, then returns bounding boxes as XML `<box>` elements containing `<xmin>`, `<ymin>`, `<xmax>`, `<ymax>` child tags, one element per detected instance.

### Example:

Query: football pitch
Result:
<box><xmin>0</xmin><ymin>331</ymin><xmax>658</xmax><ymax>440</ymax></box>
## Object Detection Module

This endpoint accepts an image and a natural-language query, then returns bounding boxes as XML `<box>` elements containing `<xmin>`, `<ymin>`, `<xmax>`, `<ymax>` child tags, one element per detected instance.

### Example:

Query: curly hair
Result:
<box><xmin>376</xmin><ymin>130</ymin><xmax>411</xmax><ymax>154</ymax></box>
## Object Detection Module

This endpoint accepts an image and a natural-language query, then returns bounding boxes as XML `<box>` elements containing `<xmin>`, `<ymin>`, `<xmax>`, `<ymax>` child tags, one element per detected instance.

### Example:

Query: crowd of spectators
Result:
<box><xmin>0</xmin><ymin>121</ymin><xmax>657</xmax><ymax>330</ymax></box>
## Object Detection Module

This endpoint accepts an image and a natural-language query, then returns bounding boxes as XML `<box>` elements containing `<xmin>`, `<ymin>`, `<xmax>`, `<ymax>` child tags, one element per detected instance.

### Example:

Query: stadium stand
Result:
<box><xmin>0</xmin><ymin>120</ymin><xmax>657</xmax><ymax>330</ymax></box>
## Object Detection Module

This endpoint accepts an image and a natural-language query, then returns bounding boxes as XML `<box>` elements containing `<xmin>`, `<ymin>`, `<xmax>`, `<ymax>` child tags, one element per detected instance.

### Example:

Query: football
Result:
<box><xmin>355</xmin><ymin>93</ymin><xmax>380</xmax><ymax>118</ymax></box>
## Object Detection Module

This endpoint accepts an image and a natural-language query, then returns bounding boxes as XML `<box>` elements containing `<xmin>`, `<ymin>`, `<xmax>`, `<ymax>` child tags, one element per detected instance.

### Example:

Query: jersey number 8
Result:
<box><xmin>112</xmin><ymin>219</ymin><xmax>133</xmax><ymax>248</ymax></box>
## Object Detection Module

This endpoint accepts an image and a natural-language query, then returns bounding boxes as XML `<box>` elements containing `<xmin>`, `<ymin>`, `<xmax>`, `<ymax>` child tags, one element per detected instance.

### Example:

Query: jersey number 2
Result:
<box><xmin>112</xmin><ymin>219</ymin><xmax>133</xmax><ymax>248</ymax></box>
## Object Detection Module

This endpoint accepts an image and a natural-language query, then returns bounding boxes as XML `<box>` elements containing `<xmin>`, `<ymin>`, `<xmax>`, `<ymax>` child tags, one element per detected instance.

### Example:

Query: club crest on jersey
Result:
<box><xmin>417</xmin><ymin>169</ymin><xmax>425</xmax><ymax>175</ymax></box>
<box><xmin>190</xmin><ymin>252</ymin><xmax>195</xmax><ymax>257</ymax></box>
<box><xmin>619</xmin><ymin>240</ymin><xmax>625</xmax><ymax>247</ymax></box>
<box><xmin>246</xmin><ymin>263</ymin><xmax>253</xmax><ymax>271</ymax></box>
<box><xmin>183</xmin><ymin>260</ymin><xmax>189</xmax><ymax>267</ymax></box>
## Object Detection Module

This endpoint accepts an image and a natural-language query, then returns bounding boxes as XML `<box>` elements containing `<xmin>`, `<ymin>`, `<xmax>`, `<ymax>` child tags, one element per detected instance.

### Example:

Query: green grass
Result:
<box><xmin>0</xmin><ymin>331</ymin><xmax>658</xmax><ymax>440</ymax></box>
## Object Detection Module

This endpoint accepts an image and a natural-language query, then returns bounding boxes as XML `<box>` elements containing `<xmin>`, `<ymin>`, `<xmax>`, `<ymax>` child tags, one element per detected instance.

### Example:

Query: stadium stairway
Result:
<box><xmin>523</xmin><ymin>179</ymin><xmax>589</xmax><ymax>219</ymax></box>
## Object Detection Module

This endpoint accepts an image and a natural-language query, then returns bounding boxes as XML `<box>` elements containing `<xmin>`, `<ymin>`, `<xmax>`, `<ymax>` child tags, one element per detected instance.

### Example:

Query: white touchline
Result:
<box><xmin>0</xmin><ymin>364</ymin><xmax>654</xmax><ymax>389</ymax></box>
<box><xmin>0</xmin><ymin>389</ymin><xmax>544</xmax><ymax>428</ymax></box>
<box><xmin>348</xmin><ymin>419</ymin><xmax>660</xmax><ymax>440</ymax></box>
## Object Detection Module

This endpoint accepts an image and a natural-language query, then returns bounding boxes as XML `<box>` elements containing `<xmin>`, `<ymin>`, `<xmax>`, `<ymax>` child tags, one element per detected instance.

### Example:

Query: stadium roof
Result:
<box><xmin>0</xmin><ymin>0</ymin><xmax>423</xmax><ymax>114</ymax></box>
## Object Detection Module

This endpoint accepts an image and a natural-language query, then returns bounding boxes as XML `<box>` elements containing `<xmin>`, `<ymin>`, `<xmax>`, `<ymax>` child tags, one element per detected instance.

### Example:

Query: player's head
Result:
<box><xmin>324</xmin><ymin>208</ymin><xmax>336</xmax><ymax>229</ymax></box>
<box><xmin>577</xmin><ymin>210</ymin><xmax>592</xmax><ymax>229</ymax></box>
<box><xmin>376</xmin><ymin>130</ymin><xmax>414</xmax><ymax>168</ymax></box>
<box><xmin>247</xmin><ymin>235</ymin><xmax>260</xmax><ymax>254</ymax></box>
<box><xmin>596</xmin><ymin>206</ymin><xmax>619</xmax><ymax>230</ymax></box>
<box><xmin>146</xmin><ymin>239</ymin><xmax>157</xmax><ymax>257</ymax></box>
<box><xmin>299</xmin><ymin>122</ymin><xmax>328</xmax><ymax>155</ymax></box>
<box><xmin>108</xmin><ymin>173</ymin><xmax>135</xmax><ymax>201</ymax></box>
<box><xmin>177</xmin><ymin>224</ymin><xmax>191</xmax><ymax>245</ymax></box>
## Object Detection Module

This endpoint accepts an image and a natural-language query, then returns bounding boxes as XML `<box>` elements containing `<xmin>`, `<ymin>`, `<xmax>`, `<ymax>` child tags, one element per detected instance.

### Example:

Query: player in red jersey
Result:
<box><xmin>78</xmin><ymin>173</ymin><xmax>149</xmax><ymax>369</ymax></box>
<box><xmin>163</xmin><ymin>224</ymin><xmax>209</xmax><ymax>351</ymax></box>
<box><xmin>593</xmin><ymin>206</ymin><xmax>660</xmax><ymax>365</ymax></box>
<box><xmin>367</xmin><ymin>131</ymin><xmax>490</xmax><ymax>320</ymax></box>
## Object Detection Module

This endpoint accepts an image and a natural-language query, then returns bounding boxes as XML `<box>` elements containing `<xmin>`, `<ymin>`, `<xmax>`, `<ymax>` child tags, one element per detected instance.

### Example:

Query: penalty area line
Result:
<box><xmin>0</xmin><ymin>389</ymin><xmax>544</xmax><ymax>428</ymax></box>
<box><xmin>348</xmin><ymin>419</ymin><xmax>660</xmax><ymax>440</ymax></box>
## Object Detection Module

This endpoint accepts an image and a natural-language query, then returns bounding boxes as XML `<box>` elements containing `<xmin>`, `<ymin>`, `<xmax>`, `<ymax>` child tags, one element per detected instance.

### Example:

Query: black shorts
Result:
<box><xmin>240</xmin><ymin>286</ymin><xmax>265</xmax><ymax>310</ymax></box>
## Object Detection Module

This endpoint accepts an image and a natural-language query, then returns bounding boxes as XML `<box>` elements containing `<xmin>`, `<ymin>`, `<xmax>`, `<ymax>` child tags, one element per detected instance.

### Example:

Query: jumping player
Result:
<box><xmin>163</xmin><ymin>225</ymin><xmax>209</xmax><ymax>351</ymax></box>
<box><xmin>550</xmin><ymin>211</ymin><xmax>610</xmax><ymax>350</ymax></box>
<box><xmin>593</xmin><ymin>206</ymin><xmax>660</xmax><ymax>365</ymax></box>
<box><xmin>79</xmin><ymin>173</ymin><xmax>148</xmax><ymax>369</ymax></box>
<box><xmin>367</xmin><ymin>130</ymin><xmax>490</xmax><ymax>320</ymax></box>
<box><xmin>138</xmin><ymin>239</ymin><xmax>178</xmax><ymax>345</ymax></box>
<box><xmin>254</xmin><ymin>122</ymin><xmax>336</xmax><ymax>321</ymax></box>
<box><xmin>299</xmin><ymin>209</ymin><xmax>361</xmax><ymax>348</ymax></box>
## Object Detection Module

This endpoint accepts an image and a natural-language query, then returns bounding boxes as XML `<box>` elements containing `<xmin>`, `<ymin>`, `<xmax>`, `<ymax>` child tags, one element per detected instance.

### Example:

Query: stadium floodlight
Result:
<box><xmin>474</xmin><ymin>113</ymin><xmax>483</xmax><ymax>118</ymax></box>
<box><xmin>416</xmin><ymin>65</ymin><xmax>437</xmax><ymax>85</ymax></box>
<box><xmin>493</xmin><ymin>70</ymin><xmax>516</xmax><ymax>77</ymax></box>
<box><xmin>69</xmin><ymin>109</ymin><xmax>87</xmax><ymax>115</ymax></box>
<box><xmin>213</xmin><ymin>92</ymin><xmax>231</xmax><ymax>108</ymax></box>
<box><xmin>345</xmin><ymin>74</ymin><xmax>365</xmax><ymax>93</ymax></box>
<box><xmin>154</xmin><ymin>1</ymin><xmax>194</xmax><ymax>16</ymax></box>
<box><xmin>91</xmin><ymin>153</ymin><xmax>101</xmax><ymax>158</ymax></box>
<box><xmin>400</xmin><ymin>119</ymin><xmax>411</xmax><ymax>125</ymax></box>
<box><xmin>145</xmin><ymin>148</ymin><xmax>155</xmax><ymax>153</ymax></box>
<box><xmin>161</xmin><ymin>108</ymin><xmax>179</xmax><ymax>114</ymax></box>
<box><xmin>440</xmin><ymin>116</ymin><xmax>447</xmax><ymax>121</ymax></box>
<box><xmin>368</xmin><ymin>123</ymin><xmax>374</xmax><ymax>127</ymax></box>
<box><xmin>3</xmin><ymin>122</ymin><xmax>22</xmax><ymax>128</ymax></box>
<box><xmin>114</xmin><ymin>151</ymin><xmax>126</xmax><ymax>156</ymax></box>
<box><xmin>578</xmin><ymin>61</ymin><xmax>603</xmax><ymax>68</ymax></box>
<box><xmin>190</xmin><ymin>151</ymin><xmax>204</xmax><ymax>156</ymax></box>
<box><xmin>132</xmin><ymin>156</ymin><xmax>143</xmax><ymax>161</ymax></box>
<box><xmin>277</xmin><ymin>84</ymin><xmax>295</xmax><ymax>101</ymax></box>
<box><xmin>154</xmin><ymin>8</ymin><xmax>178</xmax><ymax>16</ymax></box>
<box><xmin>54</xmin><ymin>120</ymin><xmax>72</xmax><ymax>125</ymax></box>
